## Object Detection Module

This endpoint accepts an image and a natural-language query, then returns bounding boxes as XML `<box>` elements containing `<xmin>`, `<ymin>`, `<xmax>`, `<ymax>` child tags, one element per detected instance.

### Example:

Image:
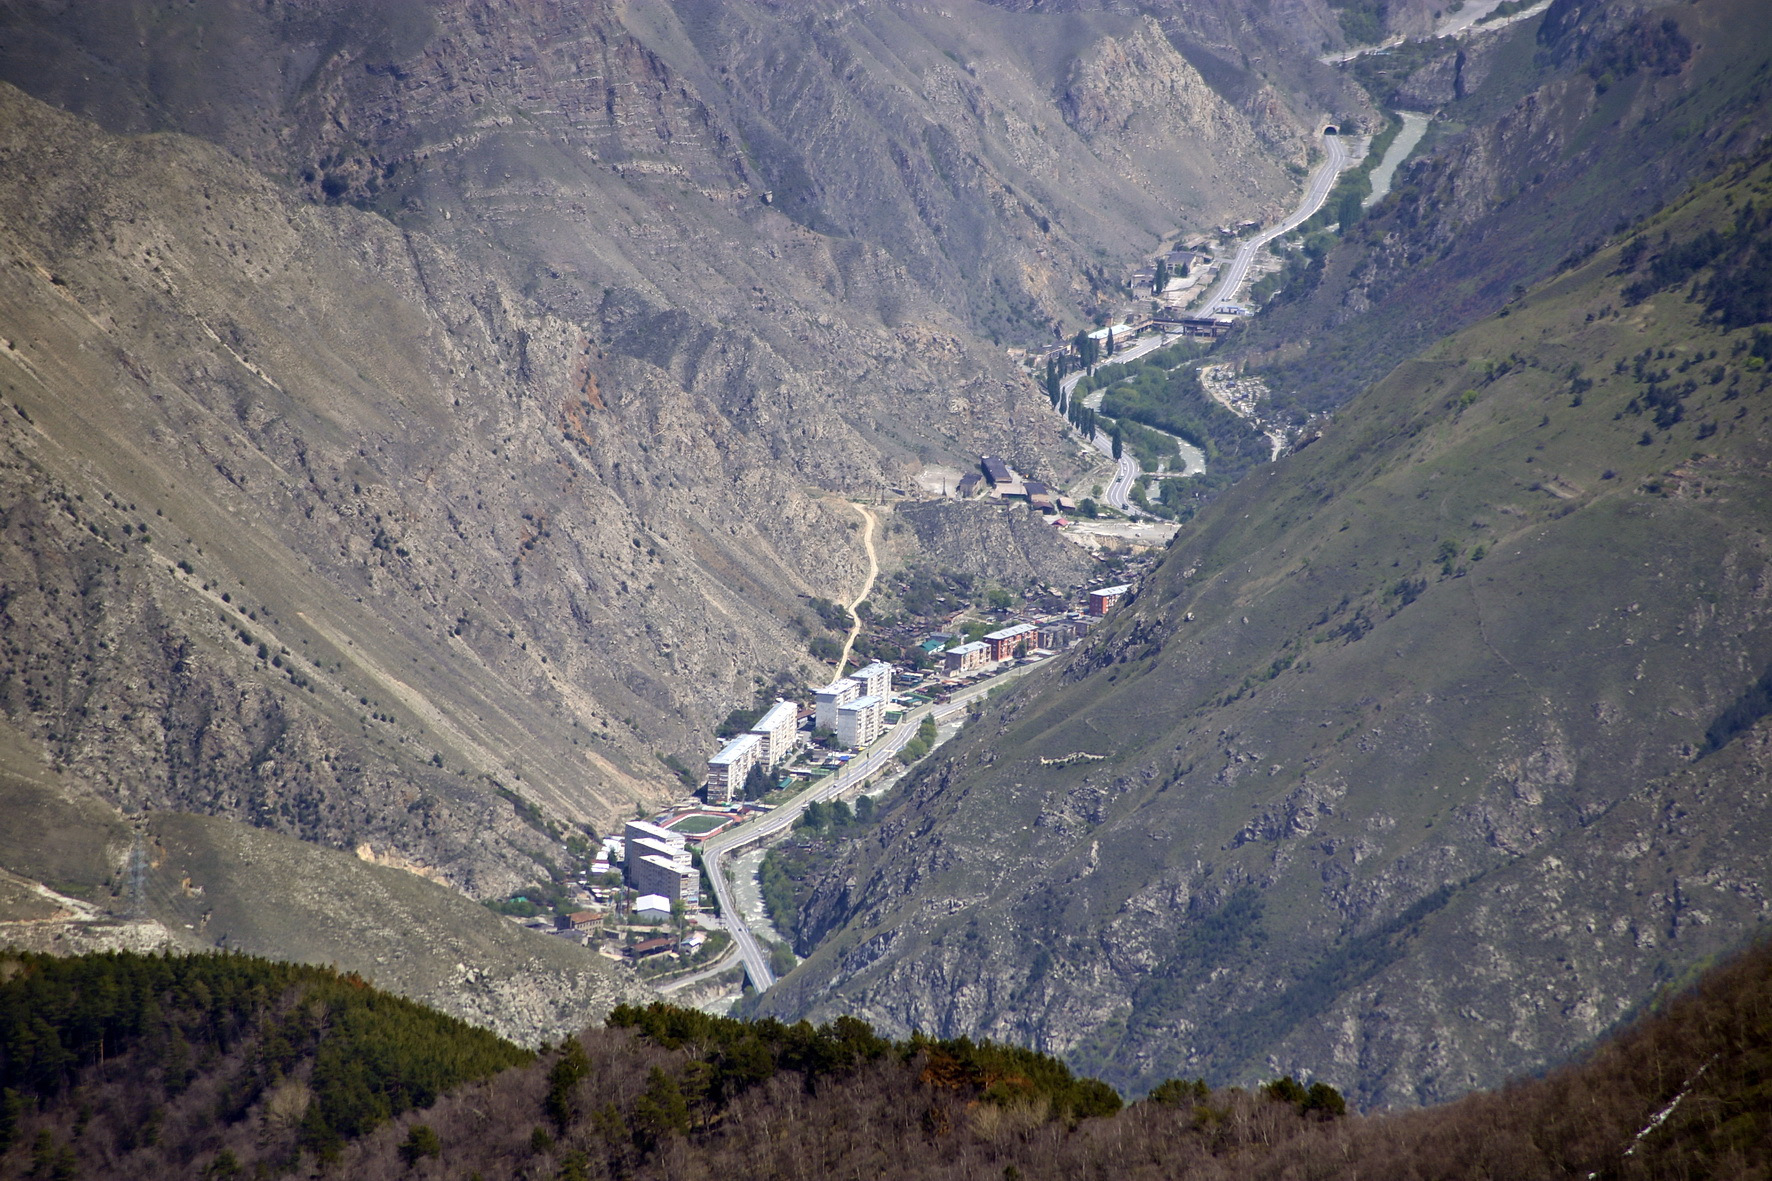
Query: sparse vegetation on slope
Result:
<box><xmin>760</xmin><ymin>129</ymin><xmax>1772</xmax><ymax>1107</ymax></box>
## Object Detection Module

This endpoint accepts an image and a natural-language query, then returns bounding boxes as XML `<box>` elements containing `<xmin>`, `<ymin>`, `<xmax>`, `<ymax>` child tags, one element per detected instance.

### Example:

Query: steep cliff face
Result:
<box><xmin>761</xmin><ymin>144</ymin><xmax>1772</xmax><ymax>1106</ymax></box>
<box><xmin>896</xmin><ymin>501</ymin><xmax>1099</xmax><ymax>589</ymax></box>
<box><xmin>1059</xmin><ymin>16</ymin><xmax>1312</xmax><ymax>225</ymax></box>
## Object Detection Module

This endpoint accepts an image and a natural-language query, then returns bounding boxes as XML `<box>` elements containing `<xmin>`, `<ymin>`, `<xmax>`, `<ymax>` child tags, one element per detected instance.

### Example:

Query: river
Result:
<box><xmin>1365</xmin><ymin>111</ymin><xmax>1431</xmax><ymax>208</ymax></box>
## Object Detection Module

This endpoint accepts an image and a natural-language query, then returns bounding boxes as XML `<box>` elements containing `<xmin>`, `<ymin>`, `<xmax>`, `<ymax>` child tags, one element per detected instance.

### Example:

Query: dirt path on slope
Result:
<box><xmin>836</xmin><ymin>502</ymin><xmax>879</xmax><ymax>675</ymax></box>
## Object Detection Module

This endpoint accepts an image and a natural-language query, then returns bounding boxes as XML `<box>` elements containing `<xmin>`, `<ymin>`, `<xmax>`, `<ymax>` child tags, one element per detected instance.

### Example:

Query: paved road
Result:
<box><xmin>1322</xmin><ymin>0</ymin><xmax>1551</xmax><ymax>64</ymax></box>
<box><xmin>656</xmin><ymin>942</ymin><xmax>744</xmax><ymax>994</ymax></box>
<box><xmin>698</xmin><ymin>664</ymin><xmax>1042</xmax><ymax>992</ymax></box>
<box><xmin>1048</xmin><ymin>132</ymin><xmax>1350</xmax><ymax>504</ymax></box>
<box><xmin>1095</xmin><ymin>428</ymin><xmax>1141</xmax><ymax>513</ymax></box>
<box><xmin>1057</xmin><ymin>328</ymin><xmax>1182</xmax><ymax>516</ymax></box>
<box><xmin>1203</xmin><ymin>131</ymin><xmax>1349</xmax><ymax>313</ymax></box>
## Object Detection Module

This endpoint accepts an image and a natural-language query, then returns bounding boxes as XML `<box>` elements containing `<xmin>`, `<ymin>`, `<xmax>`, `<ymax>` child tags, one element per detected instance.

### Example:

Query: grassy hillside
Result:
<box><xmin>5</xmin><ymin>936</ymin><xmax>1770</xmax><ymax>1178</ymax></box>
<box><xmin>758</xmin><ymin>140</ymin><xmax>1772</xmax><ymax>1105</ymax></box>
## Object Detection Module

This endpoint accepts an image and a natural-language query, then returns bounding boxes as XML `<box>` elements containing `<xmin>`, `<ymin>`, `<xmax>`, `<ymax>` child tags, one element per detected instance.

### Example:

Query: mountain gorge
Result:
<box><xmin>761</xmin><ymin>0</ymin><xmax>1772</xmax><ymax>1107</ymax></box>
<box><xmin>2</xmin><ymin>0</ymin><xmax>1770</xmax><ymax>1124</ymax></box>
<box><xmin>0</xmin><ymin>0</ymin><xmax>1323</xmax><ymax>868</ymax></box>
<box><xmin>0</xmin><ymin>0</ymin><xmax>1340</xmax><ymax>1040</ymax></box>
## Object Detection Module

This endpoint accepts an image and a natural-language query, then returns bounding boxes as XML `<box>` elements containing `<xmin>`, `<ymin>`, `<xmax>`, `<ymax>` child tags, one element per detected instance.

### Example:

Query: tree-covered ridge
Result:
<box><xmin>2</xmin><ymin>940</ymin><xmax>1771</xmax><ymax>1177</ymax></box>
<box><xmin>0</xmin><ymin>950</ymin><xmax>530</xmax><ymax>1176</ymax></box>
<box><xmin>341</xmin><ymin>936</ymin><xmax>1772</xmax><ymax>1179</ymax></box>
<box><xmin>608</xmin><ymin>1001</ymin><xmax>1124</xmax><ymax>1122</ymax></box>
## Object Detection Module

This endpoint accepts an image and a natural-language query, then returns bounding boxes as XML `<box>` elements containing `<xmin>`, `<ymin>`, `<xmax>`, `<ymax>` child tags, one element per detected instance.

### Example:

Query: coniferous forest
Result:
<box><xmin>1</xmin><ymin>939</ymin><xmax>1768</xmax><ymax>1179</ymax></box>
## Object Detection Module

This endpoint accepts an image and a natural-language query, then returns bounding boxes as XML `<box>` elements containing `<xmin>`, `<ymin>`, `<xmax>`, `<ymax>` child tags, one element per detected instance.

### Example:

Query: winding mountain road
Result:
<box><xmin>1204</xmin><ymin>130</ymin><xmax>1349</xmax><ymax>312</ymax></box>
<box><xmin>1050</xmin><ymin>129</ymin><xmax>1352</xmax><ymax>513</ymax></box>
<box><xmin>696</xmin><ymin>130</ymin><xmax>1363</xmax><ymax>994</ymax></box>
<box><xmin>1096</xmin><ymin>430</ymin><xmax>1141</xmax><ymax>513</ymax></box>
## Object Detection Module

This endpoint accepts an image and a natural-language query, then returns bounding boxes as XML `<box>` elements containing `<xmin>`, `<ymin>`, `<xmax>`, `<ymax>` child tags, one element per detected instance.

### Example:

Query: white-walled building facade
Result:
<box><xmin>851</xmin><ymin>661</ymin><xmax>893</xmax><ymax>702</ymax></box>
<box><xmin>706</xmin><ymin>732</ymin><xmax>762</xmax><ymax>805</ymax></box>
<box><xmin>748</xmin><ymin>699</ymin><xmax>800</xmax><ymax>767</ymax></box>
<box><xmin>623</xmin><ymin>821</ymin><xmax>698</xmax><ymax>905</ymax></box>
<box><xmin>835</xmin><ymin>695</ymin><xmax>886</xmax><ymax>749</ymax></box>
<box><xmin>814</xmin><ymin>677</ymin><xmax>862</xmax><ymax>730</ymax></box>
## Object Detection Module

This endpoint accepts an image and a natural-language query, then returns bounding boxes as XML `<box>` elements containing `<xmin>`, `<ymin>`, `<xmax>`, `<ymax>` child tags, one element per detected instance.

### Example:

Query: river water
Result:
<box><xmin>1365</xmin><ymin>112</ymin><xmax>1431</xmax><ymax>208</ymax></box>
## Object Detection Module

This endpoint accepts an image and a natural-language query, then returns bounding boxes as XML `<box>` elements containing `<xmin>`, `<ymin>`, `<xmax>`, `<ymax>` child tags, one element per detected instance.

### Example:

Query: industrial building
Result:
<box><xmin>814</xmin><ymin>677</ymin><xmax>862</xmax><ymax>730</ymax></box>
<box><xmin>706</xmin><ymin>732</ymin><xmax>762</xmax><ymax>805</ymax></box>
<box><xmin>748</xmin><ymin>698</ymin><xmax>800</xmax><ymax>767</ymax></box>
<box><xmin>836</xmin><ymin>695</ymin><xmax>886</xmax><ymax>749</ymax></box>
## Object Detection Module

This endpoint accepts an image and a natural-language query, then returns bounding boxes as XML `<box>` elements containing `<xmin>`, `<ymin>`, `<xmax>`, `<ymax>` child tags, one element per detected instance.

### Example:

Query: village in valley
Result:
<box><xmin>493</xmin><ymin>461</ymin><xmax>1140</xmax><ymax>984</ymax></box>
<box><xmin>489</xmin><ymin>209</ymin><xmax>1308</xmax><ymax>985</ymax></box>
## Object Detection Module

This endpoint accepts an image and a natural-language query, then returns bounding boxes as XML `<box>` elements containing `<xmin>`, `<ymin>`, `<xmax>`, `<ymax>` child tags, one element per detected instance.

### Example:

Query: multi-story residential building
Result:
<box><xmin>748</xmin><ymin>699</ymin><xmax>800</xmax><ymax>768</ymax></box>
<box><xmin>624</xmin><ymin>820</ymin><xmax>683</xmax><ymax>853</ymax></box>
<box><xmin>630</xmin><ymin>855</ymin><xmax>697</xmax><ymax>905</ymax></box>
<box><xmin>851</xmin><ymin>661</ymin><xmax>893</xmax><ymax>702</ymax></box>
<box><xmin>705</xmin><ymin>732</ymin><xmax>762</xmax><ymax>805</ymax></box>
<box><xmin>622</xmin><ymin>821</ymin><xmax>697</xmax><ymax>905</ymax></box>
<box><xmin>814</xmin><ymin>677</ymin><xmax>861</xmax><ymax>730</ymax></box>
<box><xmin>1088</xmin><ymin>584</ymin><xmax>1131</xmax><ymax>615</ymax></box>
<box><xmin>984</xmin><ymin>622</ymin><xmax>1037</xmax><ymax>662</ymax></box>
<box><xmin>835</xmin><ymin>695</ymin><xmax>885</xmax><ymax>749</ymax></box>
<box><xmin>943</xmin><ymin>641</ymin><xmax>989</xmax><ymax>674</ymax></box>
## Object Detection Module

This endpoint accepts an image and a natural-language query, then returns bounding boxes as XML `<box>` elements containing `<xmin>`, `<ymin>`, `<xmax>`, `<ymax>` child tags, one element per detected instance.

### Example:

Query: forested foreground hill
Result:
<box><xmin>3</xmin><ymin>940</ymin><xmax>1770</xmax><ymax>1179</ymax></box>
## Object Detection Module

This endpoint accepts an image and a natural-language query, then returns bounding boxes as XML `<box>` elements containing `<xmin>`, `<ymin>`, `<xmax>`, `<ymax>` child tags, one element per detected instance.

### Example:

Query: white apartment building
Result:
<box><xmin>631</xmin><ymin>853</ymin><xmax>697</xmax><ymax>905</ymax></box>
<box><xmin>851</xmin><ymin>661</ymin><xmax>893</xmax><ymax>703</ymax></box>
<box><xmin>748</xmin><ymin>698</ymin><xmax>800</xmax><ymax>767</ymax></box>
<box><xmin>814</xmin><ymin>677</ymin><xmax>862</xmax><ymax>730</ymax></box>
<box><xmin>836</xmin><ymin>694</ymin><xmax>886</xmax><ymax>749</ymax></box>
<box><xmin>622</xmin><ymin>820</ymin><xmax>697</xmax><ymax>905</ymax></box>
<box><xmin>624</xmin><ymin>820</ymin><xmax>685</xmax><ymax>852</ymax></box>
<box><xmin>706</xmin><ymin>731</ymin><xmax>762</xmax><ymax>805</ymax></box>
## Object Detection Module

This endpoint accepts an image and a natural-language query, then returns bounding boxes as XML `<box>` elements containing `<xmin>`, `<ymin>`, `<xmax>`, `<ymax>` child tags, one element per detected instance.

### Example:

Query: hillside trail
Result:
<box><xmin>836</xmin><ymin>501</ymin><xmax>879</xmax><ymax>675</ymax></box>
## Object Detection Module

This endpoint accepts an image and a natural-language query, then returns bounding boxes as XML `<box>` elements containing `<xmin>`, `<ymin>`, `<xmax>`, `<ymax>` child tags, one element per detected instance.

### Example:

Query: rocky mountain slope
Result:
<box><xmin>0</xmin><ymin>0</ymin><xmax>1323</xmax><ymax>903</ymax></box>
<box><xmin>1247</xmin><ymin>0</ymin><xmax>1772</xmax><ymax>423</ymax></box>
<box><xmin>0</xmin><ymin>716</ymin><xmax>647</xmax><ymax>1047</ymax></box>
<box><xmin>760</xmin><ymin>109</ymin><xmax>1772</xmax><ymax>1105</ymax></box>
